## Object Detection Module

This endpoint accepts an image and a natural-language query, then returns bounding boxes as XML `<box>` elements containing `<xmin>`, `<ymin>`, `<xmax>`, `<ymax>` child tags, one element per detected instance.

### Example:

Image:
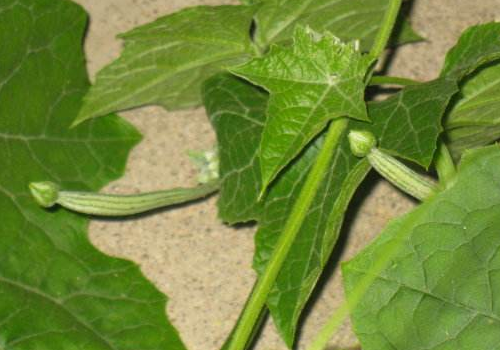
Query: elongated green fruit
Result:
<box><xmin>29</xmin><ymin>180</ymin><xmax>219</xmax><ymax>216</ymax></box>
<box><xmin>348</xmin><ymin>130</ymin><xmax>437</xmax><ymax>201</ymax></box>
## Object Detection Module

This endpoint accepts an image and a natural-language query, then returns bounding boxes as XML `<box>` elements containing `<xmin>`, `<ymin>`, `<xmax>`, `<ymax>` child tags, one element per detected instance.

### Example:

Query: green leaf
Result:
<box><xmin>203</xmin><ymin>74</ymin><xmax>370</xmax><ymax>347</ymax></box>
<box><xmin>252</xmin><ymin>0</ymin><xmax>421</xmax><ymax>49</ymax></box>
<box><xmin>343</xmin><ymin>145</ymin><xmax>500</xmax><ymax>350</ymax></box>
<box><xmin>441</xmin><ymin>22</ymin><xmax>500</xmax><ymax>79</ymax></box>
<box><xmin>74</xmin><ymin>5</ymin><xmax>257</xmax><ymax>125</ymax></box>
<box><xmin>367</xmin><ymin>78</ymin><xmax>458</xmax><ymax>168</ymax></box>
<box><xmin>231</xmin><ymin>27</ymin><xmax>373</xmax><ymax>192</ymax></box>
<box><xmin>0</xmin><ymin>1</ymin><xmax>185</xmax><ymax>349</ymax></box>
<box><xmin>439</xmin><ymin>22</ymin><xmax>500</xmax><ymax>158</ymax></box>
<box><xmin>445</xmin><ymin>61</ymin><xmax>500</xmax><ymax>158</ymax></box>
<box><xmin>203</xmin><ymin>74</ymin><xmax>266</xmax><ymax>224</ymax></box>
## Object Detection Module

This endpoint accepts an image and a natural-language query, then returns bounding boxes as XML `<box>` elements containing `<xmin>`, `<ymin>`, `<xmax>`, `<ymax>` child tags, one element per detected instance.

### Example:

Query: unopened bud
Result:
<box><xmin>29</xmin><ymin>181</ymin><xmax>59</xmax><ymax>208</ymax></box>
<box><xmin>348</xmin><ymin>130</ymin><xmax>377</xmax><ymax>157</ymax></box>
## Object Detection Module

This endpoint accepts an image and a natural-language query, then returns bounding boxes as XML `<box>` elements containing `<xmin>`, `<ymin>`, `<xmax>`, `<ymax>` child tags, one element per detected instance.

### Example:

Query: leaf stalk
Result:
<box><xmin>226</xmin><ymin>119</ymin><xmax>349</xmax><ymax>350</ymax></box>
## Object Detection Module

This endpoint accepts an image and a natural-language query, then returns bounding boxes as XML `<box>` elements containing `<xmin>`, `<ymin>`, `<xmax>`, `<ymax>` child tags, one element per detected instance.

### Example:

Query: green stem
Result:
<box><xmin>226</xmin><ymin>119</ymin><xmax>348</xmax><ymax>350</ymax></box>
<box><xmin>369</xmin><ymin>0</ymin><xmax>403</xmax><ymax>59</ymax></box>
<box><xmin>29</xmin><ymin>180</ymin><xmax>219</xmax><ymax>216</ymax></box>
<box><xmin>220</xmin><ymin>282</ymin><xmax>268</xmax><ymax>350</ymax></box>
<box><xmin>435</xmin><ymin>142</ymin><xmax>456</xmax><ymax>186</ymax></box>
<box><xmin>369</xmin><ymin>75</ymin><xmax>422</xmax><ymax>86</ymax></box>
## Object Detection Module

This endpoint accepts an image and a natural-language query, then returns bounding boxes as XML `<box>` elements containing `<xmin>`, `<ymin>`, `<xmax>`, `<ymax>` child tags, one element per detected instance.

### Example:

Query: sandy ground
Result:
<box><xmin>73</xmin><ymin>1</ymin><xmax>500</xmax><ymax>349</ymax></box>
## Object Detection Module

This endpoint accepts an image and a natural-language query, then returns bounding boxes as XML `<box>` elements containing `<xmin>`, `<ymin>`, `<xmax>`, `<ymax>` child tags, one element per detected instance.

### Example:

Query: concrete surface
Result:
<box><xmin>74</xmin><ymin>1</ymin><xmax>500</xmax><ymax>349</ymax></box>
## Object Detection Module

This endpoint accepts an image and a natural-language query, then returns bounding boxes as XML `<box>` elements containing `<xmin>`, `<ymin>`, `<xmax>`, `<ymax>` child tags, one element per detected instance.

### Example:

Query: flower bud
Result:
<box><xmin>29</xmin><ymin>181</ymin><xmax>59</xmax><ymax>208</ymax></box>
<box><xmin>348</xmin><ymin>130</ymin><xmax>377</xmax><ymax>157</ymax></box>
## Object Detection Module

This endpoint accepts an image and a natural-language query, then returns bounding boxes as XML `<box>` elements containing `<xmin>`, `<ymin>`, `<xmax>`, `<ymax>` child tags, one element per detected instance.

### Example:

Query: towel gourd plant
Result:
<box><xmin>3</xmin><ymin>0</ymin><xmax>500</xmax><ymax>349</ymax></box>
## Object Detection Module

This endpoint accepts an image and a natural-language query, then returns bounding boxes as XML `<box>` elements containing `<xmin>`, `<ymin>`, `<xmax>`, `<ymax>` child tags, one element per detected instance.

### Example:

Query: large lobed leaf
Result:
<box><xmin>0</xmin><ymin>1</ymin><xmax>185</xmax><ymax>349</ymax></box>
<box><xmin>74</xmin><ymin>5</ymin><xmax>257</xmax><ymax>125</ymax></box>
<box><xmin>232</xmin><ymin>27</ymin><xmax>374</xmax><ymax>193</ymax></box>
<box><xmin>252</xmin><ymin>0</ymin><xmax>421</xmax><ymax>49</ymax></box>
<box><xmin>343</xmin><ymin>145</ymin><xmax>500</xmax><ymax>350</ymax></box>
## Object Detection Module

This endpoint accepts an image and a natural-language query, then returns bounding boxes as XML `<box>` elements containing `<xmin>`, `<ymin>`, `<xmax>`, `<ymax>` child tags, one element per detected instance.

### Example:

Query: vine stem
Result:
<box><xmin>369</xmin><ymin>0</ymin><xmax>403</xmax><ymax>59</ymax></box>
<box><xmin>226</xmin><ymin>118</ymin><xmax>348</xmax><ymax>350</ymax></box>
<box><xmin>305</xmin><ymin>1</ymin><xmax>404</xmax><ymax>350</ymax></box>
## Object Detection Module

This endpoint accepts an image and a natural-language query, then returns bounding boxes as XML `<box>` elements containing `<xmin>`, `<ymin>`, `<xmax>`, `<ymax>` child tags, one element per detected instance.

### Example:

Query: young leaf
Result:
<box><xmin>343</xmin><ymin>145</ymin><xmax>500</xmax><ymax>350</ymax></box>
<box><xmin>231</xmin><ymin>27</ymin><xmax>374</xmax><ymax>192</ymax></box>
<box><xmin>74</xmin><ymin>5</ymin><xmax>257</xmax><ymax>125</ymax></box>
<box><xmin>445</xmin><ymin>62</ymin><xmax>500</xmax><ymax>158</ymax></box>
<box><xmin>252</xmin><ymin>0</ymin><xmax>421</xmax><ymax>49</ymax></box>
<box><xmin>0</xmin><ymin>1</ymin><xmax>185</xmax><ymax>349</ymax></box>
<box><xmin>367</xmin><ymin>78</ymin><xmax>458</xmax><ymax>168</ymax></box>
<box><xmin>203</xmin><ymin>74</ymin><xmax>266</xmax><ymax>224</ymax></box>
<box><xmin>441</xmin><ymin>22</ymin><xmax>500</xmax><ymax>79</ymax></box>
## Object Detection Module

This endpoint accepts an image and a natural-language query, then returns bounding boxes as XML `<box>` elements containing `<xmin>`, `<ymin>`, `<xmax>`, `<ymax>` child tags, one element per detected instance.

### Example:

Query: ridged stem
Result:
<box><xmin>368</xmin><ymin>148</ymin><xmax>437</xmax><ymax>201</ymax></box>
<box><xmin>29</xmin><ymin>181</ymin><xmax>219</xmax><ymax>216</ymax></box>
